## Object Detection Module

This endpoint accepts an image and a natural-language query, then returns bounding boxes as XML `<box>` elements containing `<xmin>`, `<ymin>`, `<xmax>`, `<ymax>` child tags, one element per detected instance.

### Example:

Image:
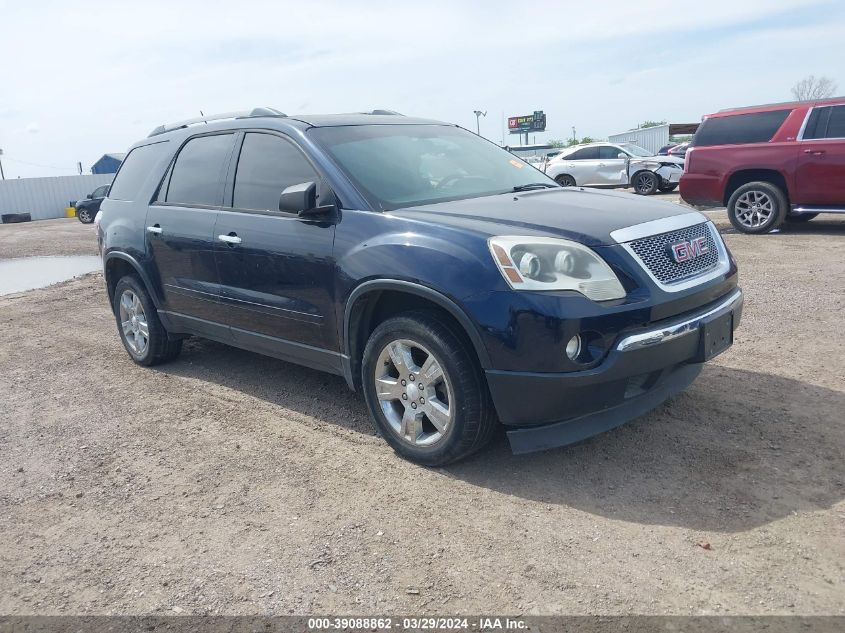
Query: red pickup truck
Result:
<box><xmin>680</xmin><ymin>97</ymin><xmax>845</xmax><ymax>234</ymax></box>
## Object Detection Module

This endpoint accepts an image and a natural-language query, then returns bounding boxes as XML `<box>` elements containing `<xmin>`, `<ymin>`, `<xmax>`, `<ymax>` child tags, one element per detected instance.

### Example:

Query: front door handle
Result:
<box><xmin>803</xmin><ymin>149</ymin><xmax>826</xmax><ymax>156</ymax></box>
<box><xmin>218</xmin><ymin>233</ymin><xmax>242</xmax><ymax>245</ymax></box>
<box><xmin>146</xmin><ymin>225</ymin><xmax>162</xmax><ymax>235</ymax></box>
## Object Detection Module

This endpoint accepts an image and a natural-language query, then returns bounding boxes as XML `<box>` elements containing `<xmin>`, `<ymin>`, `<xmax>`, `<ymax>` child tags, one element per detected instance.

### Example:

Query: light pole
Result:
<box><xmin>571</xmin><ymin>126</ymin><xmax>577</xmax><ymax>144</ymax></box>
<box><xmin>0</xmin><ymin>148</ymin><xmax>5</xmax><ymax>180</ymax></box>
<box><xmin>473</xmin><ymin>110</ymin><xmax>487</xmax><ymax>136</ymax></box>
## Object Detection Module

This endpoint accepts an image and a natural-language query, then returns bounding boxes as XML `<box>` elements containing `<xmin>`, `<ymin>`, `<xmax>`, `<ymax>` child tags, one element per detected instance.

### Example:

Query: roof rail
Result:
<box><xmin>148</xmin><ymin>107</ymin><xmax>287</xmax><ymax>137</ymax></box>
<box><xmin>350</xmin><ymin>109</ymin><xmax>403</xmax><ymax>116</ymax></box>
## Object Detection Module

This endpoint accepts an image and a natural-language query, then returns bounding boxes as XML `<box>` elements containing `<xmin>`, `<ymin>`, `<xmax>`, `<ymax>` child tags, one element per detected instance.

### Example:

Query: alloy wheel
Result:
<box><xmin>119</xmin><ymin>289</ymin><xmax>149</xmax><ymax>356</ymax></box>
<box><xmin>734</xmin><ymin>190</ymin><xmax>774</xmax><ymax>228</ymax></box>
<box><xmin>634</xmin><ymin>172</ymin><xmax>655</xmax><ymax>194</ymax></box>
<box><xmin>78</xmin><ymin>209</ymin><xmax>91</xmax><ymax>222</ymax></box>
<box><xmin>374</xmin><ymin>338</ymin><xmax>454</xmax><ymax>447</ymax></box>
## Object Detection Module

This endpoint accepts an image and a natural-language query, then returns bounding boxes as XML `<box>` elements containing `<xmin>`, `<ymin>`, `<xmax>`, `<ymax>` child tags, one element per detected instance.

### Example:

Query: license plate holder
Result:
<box><xmin>698</xmin><ymin>312</ymin><xmax>734</xmax><ymax>361</ymax></box>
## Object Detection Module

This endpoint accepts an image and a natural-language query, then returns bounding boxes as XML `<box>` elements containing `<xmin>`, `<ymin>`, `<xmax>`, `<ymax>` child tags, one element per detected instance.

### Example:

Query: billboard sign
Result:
<box><xmin>508</xmin><ymin>111</ymin><xmax>546</xmax><ymax>134</ymax></box>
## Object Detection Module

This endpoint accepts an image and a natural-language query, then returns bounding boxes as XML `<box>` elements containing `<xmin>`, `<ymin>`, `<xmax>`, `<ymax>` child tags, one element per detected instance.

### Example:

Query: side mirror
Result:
<box><xmin>86</xmin><ymin>193</ymin><xmax>93</xmax><ymax>199</ymax></box>
<box><xmin>279</xmin><ymin>181</ymin><xmax>336</xmax><ymax>219</ymax></box>
<box><xmin>617</xmin><ymin>152</ymin><xmax>627</xmax><ymax>160</ymax></box>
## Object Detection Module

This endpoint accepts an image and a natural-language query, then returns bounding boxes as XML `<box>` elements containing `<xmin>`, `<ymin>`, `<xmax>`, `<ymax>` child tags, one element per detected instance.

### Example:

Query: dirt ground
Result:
<box><xmin>0</xmin><ymin>205</ymin><xmax>843</xmax><ymax>617</ymax></box>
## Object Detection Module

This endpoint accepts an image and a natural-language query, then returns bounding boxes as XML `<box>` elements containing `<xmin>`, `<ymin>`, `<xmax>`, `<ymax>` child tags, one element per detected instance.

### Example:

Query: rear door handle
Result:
<box><xmin>803</xmin><ymin>149</ymin><xmax>826</xmax><ymax>156</ymax></box>
<box><xmin>218</xmin><ymin>233</ymin><xmax>242</xmax><ymax>245</ymax></box>
<box><xmin>146</xmin><ymin>225</ymin><xmax>162</xmax><ymax>235</ymax></box>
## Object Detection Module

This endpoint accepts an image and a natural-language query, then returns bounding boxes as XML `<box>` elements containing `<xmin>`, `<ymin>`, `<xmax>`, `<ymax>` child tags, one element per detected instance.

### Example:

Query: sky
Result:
<box><xmin>0</xmin><ymin>0</ymin><xmax>843</xmax><ymax>178</ymax></box>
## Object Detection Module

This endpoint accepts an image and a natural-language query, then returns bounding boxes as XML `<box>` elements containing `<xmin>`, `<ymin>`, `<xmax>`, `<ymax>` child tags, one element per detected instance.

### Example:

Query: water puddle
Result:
<box><xmin>0</xmin><ymin>256</ymin><xmax>102</xmax><ymax>296</ymax></box>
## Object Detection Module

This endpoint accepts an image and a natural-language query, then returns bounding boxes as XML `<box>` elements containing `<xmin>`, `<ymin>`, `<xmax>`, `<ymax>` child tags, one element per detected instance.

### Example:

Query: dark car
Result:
<box><xmin>98</xmin><ymin>108</ymin><xmax>742</xmax><ymax>465</ymax></box>
<box><xmin>680</xmin><ymin>97</ymin><xmax>845</xmax><ymax>233</ymax></box>
<box><xmin>75</xmin><ymin>184</ymin><xmax>110</xmax><ymax>223</ymax></box>
<box><xmin>657</xmin><ymin>144</ymin><xmax>676</xmax><ymax>156</ymax></box>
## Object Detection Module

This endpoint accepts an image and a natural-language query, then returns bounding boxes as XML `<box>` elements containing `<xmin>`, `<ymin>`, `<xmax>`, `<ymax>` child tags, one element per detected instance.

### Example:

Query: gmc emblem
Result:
<box><xmin>669</xmin><ymin>236</ymin><xmax>709</xmax><ymax>263</ymax></box>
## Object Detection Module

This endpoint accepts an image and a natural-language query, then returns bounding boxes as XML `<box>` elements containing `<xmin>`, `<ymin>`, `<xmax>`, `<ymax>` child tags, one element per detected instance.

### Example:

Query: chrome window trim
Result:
<box><xmin>796</xmin><ymin>106</ymin><xmax>815</xmax><ymax>141</ymax></box>
<box><xmin>616</xmin><ymin>288</ymin><xmax>742</xmax><ymax>352</ymax></box>
<box><xmin>610</xmin><ymin>211</ymin><xmax>707</xmax><ymax>243</ymax></box>
<box><xmin>797</xmin><ymin>103</ymin><xmax>845</xmax><ymax>141</ymax></box>
<box><xmin>617</xmin><ymin>220</ymin><xmax>731</xmax><ymax>293</ymax></box>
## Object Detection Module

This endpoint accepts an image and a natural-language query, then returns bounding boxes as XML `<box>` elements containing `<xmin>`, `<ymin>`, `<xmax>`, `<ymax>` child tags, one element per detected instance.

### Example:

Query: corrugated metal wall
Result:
<box><xmin>0</xmin><ymin>174</ymin><xmax>114</xmax><ymax>221</ymax></box>
<box><xmin>608</xmin><ymin>124</ymin><xmax>670</xmax><ymax>154</ymax></box>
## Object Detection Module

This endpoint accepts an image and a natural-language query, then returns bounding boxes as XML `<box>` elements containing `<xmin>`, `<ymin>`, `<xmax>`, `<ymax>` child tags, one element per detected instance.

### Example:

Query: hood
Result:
<box><xmin>389</xmin><ymin>187</ymin><xmax>701</xmax><ymax>247</ymax></box>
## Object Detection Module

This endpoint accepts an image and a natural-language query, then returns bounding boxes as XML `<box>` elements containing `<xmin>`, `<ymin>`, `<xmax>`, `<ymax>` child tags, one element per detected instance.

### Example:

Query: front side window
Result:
<box><xmin>108</xmin><ymin>141</ymin><xmax>168</xmax><ymax>202</ymax></box>
<box><xmin>232</xmin><ymin>133</ymin><xmax>318</xmax><ymax>212</ymax></box>
<box><xmin>93</xmin><ymin>185</ymin><xmax>109</xmax><ymax>198</ymax></box>
<box><xmin>693</xmin><ymin>109</ymin><xmax>792</xmax><ymax>147</ymax></box>
<box><xmin>599</xmin><ymin>146</ymin><xmax>623</xmax><ymax>160</ymax></box>
<box><xmin>165</xmin><ymin>133</ymin><xmax>234</xmax><ymax>207</ymax></box>
<box><xmin>618</xmin><ymin>143</ymin><xmax>653</xmax><ymax>157</ymax></box>
<box><xmin>309</xmin><ymin>124</ymin><xmax>555</xmax><ymax>210</ymax></box>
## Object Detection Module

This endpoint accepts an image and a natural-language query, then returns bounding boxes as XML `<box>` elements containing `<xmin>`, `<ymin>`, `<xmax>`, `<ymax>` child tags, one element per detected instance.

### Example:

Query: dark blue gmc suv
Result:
<box><xmin>98</xmin><ymin>108</ymin><xmax>742</xmax><ymax>465</ymax></box>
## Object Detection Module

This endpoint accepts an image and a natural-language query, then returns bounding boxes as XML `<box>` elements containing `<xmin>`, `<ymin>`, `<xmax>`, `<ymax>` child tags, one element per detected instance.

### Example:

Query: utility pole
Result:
<box><xmin>571</xmin><ymin>126</ymin><xmax>577</xmax><ymax>144</ymax></box>
<box><xmin>473</xmin><ymin>110</ymin><xmax>487</xmax><ymax>136</ymax></box>
<box><xmin>0</xmin><ymin>148</ymin><xmax>5</xmax><ymax>180</ymax></box>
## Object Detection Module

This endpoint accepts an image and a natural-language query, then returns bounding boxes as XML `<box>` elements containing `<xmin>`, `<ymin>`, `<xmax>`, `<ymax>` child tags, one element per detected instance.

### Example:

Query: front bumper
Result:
<box><xmin>486</xmin><ymin>288</ymin><xmax>743</xmax><ymax>454</ymax></box>
<box><xmin>656</xmin><ymin>165</ymin><xmax>682</xmax><ymax>184</ymax></box>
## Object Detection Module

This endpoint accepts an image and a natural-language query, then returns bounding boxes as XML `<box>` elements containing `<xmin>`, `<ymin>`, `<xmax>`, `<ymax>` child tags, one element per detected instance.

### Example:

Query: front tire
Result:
<box><xmin>77</xmin><ymin>208</ymin><xmax>94</xmax><ymax>223</ymax></box>
<box><xmin>727</xmin><ymin>181</ymin><xmax>788</xmax><ymax>234</ymax></box>
<box><xmin>361</xmin><ymin>311</ymin><xmax>497</xmax><ymax>466</ymax></box>
<box><xmin>631</xmin><ymin>171</ymin><xmax>658</xmax><ymax>195</ymax></box>
<box><xmin>113</xmin><ymin>276</ymin><xmax>182</xmax><ymax>366</ymax></box>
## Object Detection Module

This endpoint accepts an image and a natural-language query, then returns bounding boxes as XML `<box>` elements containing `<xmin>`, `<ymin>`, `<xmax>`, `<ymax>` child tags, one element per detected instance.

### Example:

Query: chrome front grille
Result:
<box><xmin>628</xmin><ymin>222</ymin><xmax>720</xmax><ymax>285</ymax></box>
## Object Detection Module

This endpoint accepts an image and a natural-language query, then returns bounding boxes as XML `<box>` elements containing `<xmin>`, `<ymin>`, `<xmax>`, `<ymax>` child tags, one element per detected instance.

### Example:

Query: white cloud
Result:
<box><xmin>0</xmin><ymin>0</ymin><xmax>842</xmax><ymax>177</ymax></box>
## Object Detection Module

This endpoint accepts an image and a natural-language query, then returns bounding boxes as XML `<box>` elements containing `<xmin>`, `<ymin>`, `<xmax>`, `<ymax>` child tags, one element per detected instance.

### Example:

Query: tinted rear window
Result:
<box><xmin>165</xmin><ymin>133</ymin><xmax>234</xmax><ymax>207</ymax></box>
<box><xmin>692</xmin><ymin>109</ymin><xmax>792</xmax><ymax>147</ymax></box>
<box><xmin>108</xmin><ymin>141</ymin><xmax>168</xmax><ymax>201</ymax></box>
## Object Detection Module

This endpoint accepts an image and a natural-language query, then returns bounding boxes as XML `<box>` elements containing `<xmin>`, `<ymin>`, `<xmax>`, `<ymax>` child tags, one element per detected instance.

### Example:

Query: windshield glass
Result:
<box><xmin>619</xmin><ymin>143</ymin><xmax>654</xmax><ymax>157</ymax></box>
<box><xmin>309</xmin><ymin>124</ymin><xmax>555</xmax><ymax>209</ymax></box>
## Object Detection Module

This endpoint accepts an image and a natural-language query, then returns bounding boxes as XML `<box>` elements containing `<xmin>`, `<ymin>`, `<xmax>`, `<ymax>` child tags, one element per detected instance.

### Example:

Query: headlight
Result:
<box><xmin>488</xmin><ymin>236</ymin><xmax>626</xmax><ymax>301</ymax></box>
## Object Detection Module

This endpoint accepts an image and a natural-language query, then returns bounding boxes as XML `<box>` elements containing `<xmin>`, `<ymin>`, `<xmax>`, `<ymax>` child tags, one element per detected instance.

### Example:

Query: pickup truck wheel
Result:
<box><xmin>631</xmin><ymin>170</ymin><xmax>658</xmax><ymax>195</ymax></box>
<box><xmin>554</xmin><ymin>174</ymin><xmax>576</xmax><ymax>187</ymax></box>
<box><xmin>727</xmin><ymin>181</ymin><xmax>788</xmax><ymax>234</ymax></box>
<box><xmin>361</xmin><ymin>311</ymin><xmax>497</xmax><ymax>466</ymax></box>
<box><xmin>786</xmin><ymin>212</ymin><xmax>818</xmax><ymax>223</ymax></box>
<box><xmin>77</xmin><ymin>208</ymin><xmax>94</xmax><ymax>223</ymax></box>
<box><xmin>113</xmin><ymin>276</ymin><xmax>182</xmax><ymax>366</ymax></box>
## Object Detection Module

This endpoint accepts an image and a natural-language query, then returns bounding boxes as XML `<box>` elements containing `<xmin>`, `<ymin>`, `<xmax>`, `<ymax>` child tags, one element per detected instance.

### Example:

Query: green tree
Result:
<box><xmin>638</xmin><ymin>120</ymin><xmax>667</xmax><ymax>129</ymax></box>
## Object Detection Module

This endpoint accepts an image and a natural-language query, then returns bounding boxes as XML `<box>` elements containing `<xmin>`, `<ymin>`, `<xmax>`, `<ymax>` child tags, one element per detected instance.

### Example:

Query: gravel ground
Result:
<box><xmin>0</xmin><ymin>206</ymin><xmax>843</xmax><ymax>616</ymax></box>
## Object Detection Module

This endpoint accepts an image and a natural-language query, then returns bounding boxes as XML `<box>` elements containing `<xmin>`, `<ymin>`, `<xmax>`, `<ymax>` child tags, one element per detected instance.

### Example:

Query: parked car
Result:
<box><xmin>668</xmin><ymin>142</ymin><xmax>690</xmax><ymax>158</ymax></box>
<box><xmin>99</xmin><ymin>108</ymin><xmax>742</xmax><ymax>465</ymax></box>
<box><xmin>75</xmin><ymin>184</ymin><xmax>110</xmax><ymax>223</ymax></box>
<box><xmin>680</xmin><ymin>96</ymin><xmax>845</xmax><ymax>233</ymax></box>
<box><xmin>544</xmin><ymin>142</ymin><xmax>683</xmax><ymax>195</ymax></box>
<box><xmin>657</xmin><ymin>144</ymin><xmax>677</xmax><ymax>155</ymax></box>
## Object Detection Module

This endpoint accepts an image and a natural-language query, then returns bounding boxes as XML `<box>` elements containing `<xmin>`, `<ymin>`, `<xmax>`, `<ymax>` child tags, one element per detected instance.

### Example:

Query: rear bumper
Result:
<box><xmin>679</xmin><ymin>173</ymin><xmax>724</xmax><ymax>206</ymax></box>
<box><xmin>485</xmin><ymin>289</ymin><xmax>743</xmax><ymax>454</ymax></box>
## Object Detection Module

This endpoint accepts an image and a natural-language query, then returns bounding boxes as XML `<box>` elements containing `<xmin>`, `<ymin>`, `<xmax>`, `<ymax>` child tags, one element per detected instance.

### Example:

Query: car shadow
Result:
<box><xmin>157</xmin><ymin>339</ymin><xmax>844</xmax><ymax>534</ymax></box>
<box><xmin>719</xmin><ymin>216</ymin><xmax>845</xmax><ymax>236</ymax></box>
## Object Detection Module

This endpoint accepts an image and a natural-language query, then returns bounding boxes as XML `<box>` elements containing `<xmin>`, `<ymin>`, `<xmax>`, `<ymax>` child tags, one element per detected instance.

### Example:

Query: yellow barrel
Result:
<box><xmin>65</xmin><ymin>207</ymin><xmax>76</xmax><ymax>218</ymax></box>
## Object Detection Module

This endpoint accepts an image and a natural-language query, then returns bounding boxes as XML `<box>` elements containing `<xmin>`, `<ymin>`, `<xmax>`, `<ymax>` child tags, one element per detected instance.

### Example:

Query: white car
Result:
<box><xmin>544</xmin><ymin>142</ymin><xmax>684</xmax><ymax>195</ymax></box>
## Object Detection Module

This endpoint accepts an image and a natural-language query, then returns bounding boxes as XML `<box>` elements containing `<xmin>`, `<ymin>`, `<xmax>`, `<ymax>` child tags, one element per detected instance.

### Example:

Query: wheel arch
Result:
<box><xmin>104</xmin><ymin>252</ymin><xmax>160</xmax><ymax>311</ymax></box>
<box><xmin>723</xmin><ymin>169</ymin><xmax>790</xmax><ymax>206</ymax></box>
<box><xmin>342</xmin><ymin>280</ymin><xmax>492</xmax><ymax>391</ymax></box>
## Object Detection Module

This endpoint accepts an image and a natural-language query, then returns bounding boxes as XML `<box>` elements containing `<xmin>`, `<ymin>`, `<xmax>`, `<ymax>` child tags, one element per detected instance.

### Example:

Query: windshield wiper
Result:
<box><xmin>512</xmin><ymin>183</ymin><xmax>557</xmax><ymax>192</ymax></box>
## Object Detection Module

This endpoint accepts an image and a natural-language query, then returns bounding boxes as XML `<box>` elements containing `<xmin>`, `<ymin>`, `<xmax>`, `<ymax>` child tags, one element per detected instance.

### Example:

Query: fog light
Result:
<box><xmin>566</xmin><ymin>335</ymin><xmax>582</xmax><ymax>360</ymax></box>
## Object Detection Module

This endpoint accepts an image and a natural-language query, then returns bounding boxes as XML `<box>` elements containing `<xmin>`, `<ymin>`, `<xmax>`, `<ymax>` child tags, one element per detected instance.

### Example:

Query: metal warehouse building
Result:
<box><xmin>92</xmin><ymin>153</ymin><xmax>125</xmax><ymax>174</ymax></box>
<box><xmin>0</xmin><ymin>174</ymin><xmax>114</xmax><ymax>221</ymax></box>
<box><xmin>608</xmin><ymin>123</ymin><xmax>671</xmax><ymax>154</ymax></box>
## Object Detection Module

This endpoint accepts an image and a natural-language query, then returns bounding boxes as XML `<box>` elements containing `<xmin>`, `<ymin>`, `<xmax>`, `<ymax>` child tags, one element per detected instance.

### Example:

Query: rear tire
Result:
<box><xmin>113</xmin><ymin>275</ymin><xmax>182</xmax><ymax>366</ymax></box>
<box><xmin>361</xmin><ymin>311</ymin><xmax>497</xmax><ymax>466</ymax></box>
<box><xmin>727</xmin><ymin>181</ymin><xmax>788</xmax><ymax>234</ymax></box>
<box><xmin>631</xmin><ymin>171</ymin><xmax>658</xmax><ymax>195</ymax></box>
<box><xmin>555</xmin><ymin>174</ymin><xmax>576</xmax><ymax>187</ymax></box>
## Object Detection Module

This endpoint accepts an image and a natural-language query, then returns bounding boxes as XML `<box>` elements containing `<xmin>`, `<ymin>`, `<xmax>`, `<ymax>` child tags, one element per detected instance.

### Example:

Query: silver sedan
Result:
<box><xmin>544</xmin><ymin>142</ymin><xmax>684</xmax><ymax>195</ymax></box>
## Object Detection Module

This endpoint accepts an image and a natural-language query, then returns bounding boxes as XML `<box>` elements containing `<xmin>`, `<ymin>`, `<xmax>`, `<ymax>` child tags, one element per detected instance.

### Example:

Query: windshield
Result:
<box><xmin>618</xmin><ymin>143</ymin><xmax>654</xmax><ymax>157</ymax></box>
<box><xmin>309</xmin><ymin>124</ymin><xmax>555</xmax><ymax>210</ymax></box>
